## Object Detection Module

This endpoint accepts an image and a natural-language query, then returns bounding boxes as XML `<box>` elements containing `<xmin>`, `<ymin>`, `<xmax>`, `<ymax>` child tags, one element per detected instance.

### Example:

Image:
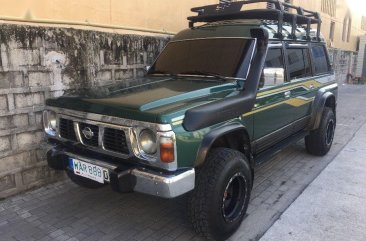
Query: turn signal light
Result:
<box><xmin>160</xmin><ymin>137</ymin><xmax>175</xmax><ymax>163</ymax></box>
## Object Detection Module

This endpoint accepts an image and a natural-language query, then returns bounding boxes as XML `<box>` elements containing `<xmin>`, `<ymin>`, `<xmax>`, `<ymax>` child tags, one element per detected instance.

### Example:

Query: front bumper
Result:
<box><xmin>46</xmin><ymin>144</ymin><xmax>195</xmax><ymax>198</ymax></box>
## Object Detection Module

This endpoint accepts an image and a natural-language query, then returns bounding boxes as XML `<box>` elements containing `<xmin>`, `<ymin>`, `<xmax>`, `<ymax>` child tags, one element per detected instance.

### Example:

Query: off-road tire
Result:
<box><xmin>305</xmin><ymin>107</ymin><xmax>336</xmax><ymax>156</ymax></box>
<box><xmin>189</xmin><ymin>148</ymin><xmax>252</xmax><ymax>241</ymax></box>
<box><xmin>66</xmin><ymin>169</ymin><xmax>105</xmax><ymax>189</ymax></box>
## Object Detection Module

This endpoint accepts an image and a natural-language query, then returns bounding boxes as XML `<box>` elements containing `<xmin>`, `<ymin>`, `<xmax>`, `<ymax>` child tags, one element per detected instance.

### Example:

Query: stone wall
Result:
<box><xmin>0</xmin><ymin>23</ymin><xmax>169</xmax><ymax>198</ymax></box>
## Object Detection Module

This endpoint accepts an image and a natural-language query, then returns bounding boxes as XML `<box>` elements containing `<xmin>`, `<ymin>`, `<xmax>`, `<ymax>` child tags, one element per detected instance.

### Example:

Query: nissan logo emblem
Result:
<box><xmin>82</xmin><ymin>127</ymin><xmax>94</xmax><ymax>140</ymax></box>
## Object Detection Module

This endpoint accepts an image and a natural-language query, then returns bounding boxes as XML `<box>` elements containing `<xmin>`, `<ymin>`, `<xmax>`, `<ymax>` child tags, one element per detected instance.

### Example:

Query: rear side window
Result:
<box><xmin>286</xmin><ymin>48</ymin><xmax>312</xmax><ymax>80</ymax></box>
<box><xmin>311</xmin><ymin>46</ymin><xmax>330</xmax><ymax>75</ymax></box>
<box><xmin>265</xmin><ymin>48</ymin><xmax>284</xmax><ymax>68</ymax></box>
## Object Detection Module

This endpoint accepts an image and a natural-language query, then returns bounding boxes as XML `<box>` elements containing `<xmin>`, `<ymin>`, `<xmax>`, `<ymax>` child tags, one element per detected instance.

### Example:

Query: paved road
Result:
<box><xmin>0</xmin><ymin>84</ymin><xmax>365</xmax><ymax>241</ymax></box>
<box><xmin>260</xmin><ymin>111</ymin><xmax>366</xmax><ymax>241</ymax></box>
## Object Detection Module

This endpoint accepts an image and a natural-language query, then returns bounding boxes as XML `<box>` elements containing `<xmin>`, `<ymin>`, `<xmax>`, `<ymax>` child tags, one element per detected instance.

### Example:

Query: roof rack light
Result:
<box><xmin>188</xmin><ymin>0</ymin><xmax>322</xmax><ymax>42</ymax></box>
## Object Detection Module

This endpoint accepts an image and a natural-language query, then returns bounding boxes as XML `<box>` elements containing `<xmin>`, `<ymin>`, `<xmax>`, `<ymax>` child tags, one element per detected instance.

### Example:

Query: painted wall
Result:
<box><xmin>0</xmin><ymin>0</ymin><xmax>217</xmax><ymax>33</ymax></box>
<box><xmin>0</xmin><ymin>0</ymin><xmax>364</xmax><ymax>51</ymax></box>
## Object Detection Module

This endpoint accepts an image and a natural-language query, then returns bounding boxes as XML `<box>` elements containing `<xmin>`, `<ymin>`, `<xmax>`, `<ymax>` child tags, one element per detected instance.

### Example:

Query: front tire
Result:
<box><xmin>305</xmin><ymin>107</ymin><xmax>336</xmax><ymax>156</ymax></box>
<box><xmin>189</xmin><ymin>148</ymin><xmax>252</xmax><ymax>241</ymax></box>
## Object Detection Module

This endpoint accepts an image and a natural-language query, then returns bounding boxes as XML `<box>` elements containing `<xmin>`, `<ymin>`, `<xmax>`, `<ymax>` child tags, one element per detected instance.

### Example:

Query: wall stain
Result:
<box><xmin>0</xmin><ymin>24</ymin><xmax>170</xmax><ymax>96</ymax></box>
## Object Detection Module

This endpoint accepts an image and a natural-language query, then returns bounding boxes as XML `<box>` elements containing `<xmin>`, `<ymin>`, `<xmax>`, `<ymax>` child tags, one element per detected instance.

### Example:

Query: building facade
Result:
<box><xmin>0</xmin><ymin>0</ymin><xmax>365</xmax><ymax>198</ymax></box>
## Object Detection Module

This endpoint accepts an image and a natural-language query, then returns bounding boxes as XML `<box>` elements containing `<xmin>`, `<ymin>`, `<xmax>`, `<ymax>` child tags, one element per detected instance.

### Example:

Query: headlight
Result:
<box><xmin>43</xmin><ymin>110</ymin><xmax>57</xmax><ymax>136</ymax></box>
<box><xmin>139</xmin><ymin>129</ymin><xmax>157</xmax><ymax>155</ymax></box>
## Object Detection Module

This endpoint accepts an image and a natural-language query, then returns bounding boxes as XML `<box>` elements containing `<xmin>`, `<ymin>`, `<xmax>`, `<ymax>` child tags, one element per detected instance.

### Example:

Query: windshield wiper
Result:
<box><xmin>178</xmin><ymin>71</ymin><xmax>230</xmax><ymax>81</ymax></box>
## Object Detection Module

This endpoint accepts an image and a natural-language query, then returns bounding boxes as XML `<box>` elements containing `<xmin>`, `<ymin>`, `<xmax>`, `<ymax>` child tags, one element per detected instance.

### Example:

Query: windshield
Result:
<box><xmin>148</xmin><ymin>38</ymin><xmax>254</xmax><ymax>79</ymax></box>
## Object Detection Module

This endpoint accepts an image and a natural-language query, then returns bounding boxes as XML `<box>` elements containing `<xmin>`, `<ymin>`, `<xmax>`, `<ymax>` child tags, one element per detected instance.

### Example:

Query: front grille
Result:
<box><xmin>59</xmin><ymin>118</ymin><xmax>77</xmax><ymax>141</ymax></box>
<box><xmin>103</xmin><ymin>128</ymin><xmax>129</xmax><ymax>154</ymax></box>
<box><xmin>79</xmin><ymin>123</ymin><xmax>99</xmax><ymax>147</ymax></box>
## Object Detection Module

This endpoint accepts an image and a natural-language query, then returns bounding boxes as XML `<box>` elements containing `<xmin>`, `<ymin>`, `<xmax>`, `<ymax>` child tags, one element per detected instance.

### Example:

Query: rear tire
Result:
<box><xmin>189</xmin><ymin>148</ymin><xmax>252</xmax><ymax>241</ymax></box>
<box><xmin>305</xmin><ymin>107</ymin><xmax>336</xmax><ymax>156</ymax></box>
<box><xmin>66</xmin><ymin>169</ymin><xmax>105</xmax><ymax>189</ymax></box>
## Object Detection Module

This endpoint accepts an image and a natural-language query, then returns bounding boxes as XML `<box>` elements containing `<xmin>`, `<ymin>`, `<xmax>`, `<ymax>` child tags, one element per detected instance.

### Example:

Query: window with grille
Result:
<box><xmin>321</xmin><ymin>0</ymin><xmax>336</xmax><ymax>17</ymax></box>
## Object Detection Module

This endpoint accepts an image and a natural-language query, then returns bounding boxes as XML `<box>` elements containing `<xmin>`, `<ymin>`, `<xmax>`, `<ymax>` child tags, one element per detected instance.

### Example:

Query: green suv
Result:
<box><xmin>44</xmin><ymin>1</ymin><xmax>337</xmax><ymax>240</ymax></box>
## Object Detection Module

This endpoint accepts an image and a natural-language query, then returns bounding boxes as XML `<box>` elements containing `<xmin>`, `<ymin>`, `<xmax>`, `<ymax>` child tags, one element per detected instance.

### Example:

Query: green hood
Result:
<box><xmin>46</xmin><ymin>77</ymin><xmax>239</xmax><ymax>124</ymax></box>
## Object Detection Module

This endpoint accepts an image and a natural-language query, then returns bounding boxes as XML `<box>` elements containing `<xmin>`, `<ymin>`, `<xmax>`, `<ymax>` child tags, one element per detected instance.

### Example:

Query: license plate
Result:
<box><xmin>70</xmin><ymin>159</ymin><xmax>110</xmax><ymax>184</ymax></box>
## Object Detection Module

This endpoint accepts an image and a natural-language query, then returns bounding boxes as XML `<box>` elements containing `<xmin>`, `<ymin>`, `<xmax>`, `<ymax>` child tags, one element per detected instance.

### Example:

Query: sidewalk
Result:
<box><xmin>260</xmin><ymin>121</ymin><xmax>366</xmax><ymax>241</ymax></box>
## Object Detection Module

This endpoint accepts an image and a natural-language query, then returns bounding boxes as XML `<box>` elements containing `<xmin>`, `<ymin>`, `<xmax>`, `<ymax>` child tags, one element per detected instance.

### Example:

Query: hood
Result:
<box><xmin>46</xmin><ymin>76</ymin><xmax>239</xmax><ymax>123</ymax></box>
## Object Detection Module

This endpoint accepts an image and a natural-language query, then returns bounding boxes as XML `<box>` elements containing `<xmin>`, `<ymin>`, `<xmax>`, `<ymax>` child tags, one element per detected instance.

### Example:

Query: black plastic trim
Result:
<box><xmin>309</xmin><ymin>89</ymin><xmax>337</xmax><ymax>130</ymax></box>
<box><xmin>194</xmin><ymin>122</ymin><xmax>250</xmax><ymax>167</ymax></box>
<box><xmin>254</xmin><ymin>130</ymin><xmax>308</xmax><ymax>165</ymax></box>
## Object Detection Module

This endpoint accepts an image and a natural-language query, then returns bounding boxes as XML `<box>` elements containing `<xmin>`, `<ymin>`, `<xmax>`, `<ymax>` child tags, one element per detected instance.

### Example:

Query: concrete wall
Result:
<box><xmin>0</xmin><ymin>23</ymin><xmax>169</xmax><ymax>198</ymax></box>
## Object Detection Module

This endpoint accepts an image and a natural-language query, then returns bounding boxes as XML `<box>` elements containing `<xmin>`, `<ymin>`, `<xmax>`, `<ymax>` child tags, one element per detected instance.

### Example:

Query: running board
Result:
<box><xmin>254</xmin><ymin>131</ymin><xmax>308</xmax><ymax>166</ymax></box>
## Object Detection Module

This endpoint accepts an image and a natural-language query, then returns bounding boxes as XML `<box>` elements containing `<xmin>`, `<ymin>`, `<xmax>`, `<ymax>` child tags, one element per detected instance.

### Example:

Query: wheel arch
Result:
<box><xmin>324</xmin><ymin>94</ymin><xmax>336</xmax><ymax>113</ymax></box>
<box><xmin>195</xmin><ymin>123</ymin><xmax>253</xmax><ymax>170</ymax></box>
<box><xmin>309</xmin><ymin>84</ymin><xmax>338</xmax><ymax>130</ymax></box>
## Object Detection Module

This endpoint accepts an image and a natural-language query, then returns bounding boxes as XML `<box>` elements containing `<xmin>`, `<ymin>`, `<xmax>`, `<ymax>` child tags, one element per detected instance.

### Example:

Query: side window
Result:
<box><xmin>311</xmin><ymin>45</ymin><xmax>330</xmax><ymax>75</ymax></box>
<box><xmin>260</xmin><ymin>48</ymin><xmax>285</xmax><ymax>88</ymax></box>
<box><xmin>265</xmin><ymin>48</ymin><xmax>284</xmax><ymax>68</ymax></box>
<box><xmin>286</xmin><ymin>48</ymin><xmax>312</xmax><ymax>80</ymax></box>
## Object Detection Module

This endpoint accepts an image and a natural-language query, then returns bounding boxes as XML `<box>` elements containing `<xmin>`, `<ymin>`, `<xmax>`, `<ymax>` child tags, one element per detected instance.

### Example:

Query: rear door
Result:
<box><xmin>284</xmin><ymin>44</ymin><xmax>314</xmax><ymax>130</ymax></box>
<box><xmin>286</xmin><ymin>43</ymin><xmax>333</xmax><ymax>133</ymax></box>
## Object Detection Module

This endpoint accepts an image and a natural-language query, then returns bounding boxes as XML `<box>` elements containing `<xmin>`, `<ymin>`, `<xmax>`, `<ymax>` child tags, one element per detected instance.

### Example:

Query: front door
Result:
<box><xmin>252</xmin><ymin>46</ymin><xmax>294</xmax><ymax>154</ymax></box>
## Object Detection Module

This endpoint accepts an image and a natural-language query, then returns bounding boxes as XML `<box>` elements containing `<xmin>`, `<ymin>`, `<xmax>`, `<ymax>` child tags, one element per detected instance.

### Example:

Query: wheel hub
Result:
<box><xmin>326</xmin><ymin>119</ymin><xmax>335</xmax><ymax>146</ymax></box>
<box><xmin>222</xmin><ymin>173</ymin><xmax>247</xmax><ymax>223</ymax></box>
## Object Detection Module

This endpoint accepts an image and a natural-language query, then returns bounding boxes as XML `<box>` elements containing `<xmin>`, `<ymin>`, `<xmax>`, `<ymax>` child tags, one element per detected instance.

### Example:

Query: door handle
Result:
<box><xmin>284</xmin><ymin>91</ymin><xmax>291</xmax><ymax>98</ymax></box>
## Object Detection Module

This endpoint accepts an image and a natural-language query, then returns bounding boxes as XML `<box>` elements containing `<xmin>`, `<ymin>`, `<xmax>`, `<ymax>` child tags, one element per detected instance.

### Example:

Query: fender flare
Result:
<box><xmin>194</xmin><ymin>122</ymin><xmax>252</xmax><ymax>167</ymax></box>
<box><xmin>309</xmin><ymin>83</ymin><xmax>338</xmax><ymax>130</ymax></box>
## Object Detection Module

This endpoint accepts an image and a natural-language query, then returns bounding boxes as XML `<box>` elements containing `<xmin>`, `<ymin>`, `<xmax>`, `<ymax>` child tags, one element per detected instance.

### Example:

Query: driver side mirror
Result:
<box><xmin>260</xmin><ymin>68</ymin><xmax>285</xmax><ymax>88</ymax></box>
<box><xmin>143</xmin><ymin>65</ymin><xmax>151</xmax><ymax>76</ymax></box>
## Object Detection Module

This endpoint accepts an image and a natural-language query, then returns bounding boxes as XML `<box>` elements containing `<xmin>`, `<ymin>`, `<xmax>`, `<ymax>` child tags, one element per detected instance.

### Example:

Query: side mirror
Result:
<box><xmin>145</xmin><ymin>65</ymin><xmax>151</xmax><ymax>72</ymax></box>
<box><xmin>261</xmin><ymin>68</ymin><xmax>285</xmax><ymax>87</ymax></box>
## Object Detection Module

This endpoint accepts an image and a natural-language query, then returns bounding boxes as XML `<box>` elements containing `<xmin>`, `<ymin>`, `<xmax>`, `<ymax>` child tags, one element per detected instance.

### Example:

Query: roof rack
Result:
<box><xmin>188</xmin><ymin>0</ymin><xmax>322</xmax><ymax>41</ymax></box>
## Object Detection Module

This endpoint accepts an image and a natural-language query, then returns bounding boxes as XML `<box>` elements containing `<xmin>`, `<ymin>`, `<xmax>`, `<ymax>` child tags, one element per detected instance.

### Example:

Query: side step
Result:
<box><xmin>254</xmin><ymin>131</ymin><xmax>308</xmax><ymax>166</ymax></box>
